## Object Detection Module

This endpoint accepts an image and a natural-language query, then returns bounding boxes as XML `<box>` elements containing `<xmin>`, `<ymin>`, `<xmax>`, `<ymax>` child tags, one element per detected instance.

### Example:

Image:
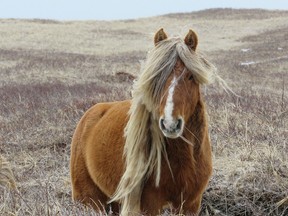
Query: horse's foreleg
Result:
<box><xmin>141</xmin><ymin>186</ymin><xmax>167</xmax><ymax>215</ymax></box>
<box><xmin>71</xmin><ymin>151</ymin><xmax>109</xmax><ymax>212</ymax></box>
<box><xmin>181</xmin><ymin>196</ymin><xmax>202</xmax><ymax>216</ymax></box>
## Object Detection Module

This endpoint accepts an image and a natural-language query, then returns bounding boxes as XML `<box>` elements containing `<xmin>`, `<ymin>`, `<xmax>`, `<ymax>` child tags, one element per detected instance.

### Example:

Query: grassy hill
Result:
<box><xmin>0</xmin><ymin>9</ymin><xmax>287</xmax><ymax>215</ymax></box>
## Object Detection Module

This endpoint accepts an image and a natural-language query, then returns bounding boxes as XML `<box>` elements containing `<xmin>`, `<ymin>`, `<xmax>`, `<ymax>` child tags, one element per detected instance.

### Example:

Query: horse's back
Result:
<box><xmin>70</xmin><ymin>100</ymin><xmax>131</xmax><ymax>203</ymax></box>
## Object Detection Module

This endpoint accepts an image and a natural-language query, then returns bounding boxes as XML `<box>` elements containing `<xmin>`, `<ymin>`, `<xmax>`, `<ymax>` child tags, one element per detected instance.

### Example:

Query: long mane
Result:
<box><xmin>110</xmin><ymin>37</ymin><xmax>216</xmax><ymax>213</ymax></box>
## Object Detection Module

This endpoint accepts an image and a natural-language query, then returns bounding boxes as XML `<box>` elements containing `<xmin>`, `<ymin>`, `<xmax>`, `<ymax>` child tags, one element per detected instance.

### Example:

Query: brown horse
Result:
<box><xmin>70</xmin><ymin>28</ymin><xmax>216</xmax><ymax>215</ymax></box>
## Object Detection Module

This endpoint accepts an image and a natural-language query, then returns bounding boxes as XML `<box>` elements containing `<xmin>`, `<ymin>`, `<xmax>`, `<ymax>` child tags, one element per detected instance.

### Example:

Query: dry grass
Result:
<box><xmin>0</xmin><ymin>155</ymin><xmax>16</xmax><ymax>189</ymax></box>
<box><xmin>0</xmin><ymin>8</ymin><xmax>287</xmax><ymax>215</ymax></box>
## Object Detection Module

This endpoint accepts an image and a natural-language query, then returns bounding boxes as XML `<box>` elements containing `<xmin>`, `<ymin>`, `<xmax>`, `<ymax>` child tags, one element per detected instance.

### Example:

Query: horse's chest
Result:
<box><xmin>165</xmin><ymin>168</ymin><xmax>194</xmax><ymax>192</ymax></box>
<box><xmin>160</xmin><ymin>158</ymin><xmax>196</xmax><ymax>198</ymax></box>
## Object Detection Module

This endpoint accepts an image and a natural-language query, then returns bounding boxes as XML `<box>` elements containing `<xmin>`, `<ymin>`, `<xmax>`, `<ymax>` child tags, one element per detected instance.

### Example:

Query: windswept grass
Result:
<box><xmin>0</xmin><ymin>8</ymin><xmax>287</xmax><ymax>216</ymax></box>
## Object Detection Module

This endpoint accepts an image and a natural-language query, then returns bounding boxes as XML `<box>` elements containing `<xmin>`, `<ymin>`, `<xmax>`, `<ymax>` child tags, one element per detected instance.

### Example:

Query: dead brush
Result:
<box><xmin>0</xmin><ymin>155</ymin><xmax>16</xmax><ymax>190</ymax></box>
<box><xmin>0</xmin><ymin>8</ymin><xmax>287</xmax><ymax>216</ymax></box>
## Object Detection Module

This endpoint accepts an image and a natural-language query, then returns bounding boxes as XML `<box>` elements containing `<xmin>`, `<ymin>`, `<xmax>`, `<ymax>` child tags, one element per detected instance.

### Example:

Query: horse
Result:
<box><xmin>70</xmin><ymin>28</ymin><xmax>216</xmax><ymax>215</ymax></box>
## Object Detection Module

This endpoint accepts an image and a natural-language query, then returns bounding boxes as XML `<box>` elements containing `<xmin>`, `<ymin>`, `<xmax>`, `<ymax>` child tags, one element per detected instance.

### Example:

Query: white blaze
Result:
<box><xmin>164</xmin><ymin>76</ymin><xmax>178</xmax><ymax>127</ymax></box>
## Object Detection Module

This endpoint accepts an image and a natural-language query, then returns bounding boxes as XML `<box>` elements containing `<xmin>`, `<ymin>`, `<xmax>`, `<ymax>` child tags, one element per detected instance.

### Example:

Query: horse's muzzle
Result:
<box><xmin>159</xmin><ymin>117</ymin><xmax>184</xmax><ymax>138</ymax></box>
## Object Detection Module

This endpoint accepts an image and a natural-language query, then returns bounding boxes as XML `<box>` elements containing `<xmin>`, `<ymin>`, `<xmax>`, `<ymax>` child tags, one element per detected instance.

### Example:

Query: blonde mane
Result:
<box><xmin>110</xmin><ymin>37</ymin><xmax>216</xmax><ymax>213</ymax></box>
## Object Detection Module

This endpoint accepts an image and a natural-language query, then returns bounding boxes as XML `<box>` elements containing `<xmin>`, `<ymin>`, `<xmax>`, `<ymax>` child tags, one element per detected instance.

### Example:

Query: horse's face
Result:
<box><xmin>158</xmin><ymin>60</ymin><xmax>200</xmax><ymax>138</ymax></box>
<box><xmin>155</xmin><ymin>29</ymin><xmax>200</xmax><ymax>139</ymax></box>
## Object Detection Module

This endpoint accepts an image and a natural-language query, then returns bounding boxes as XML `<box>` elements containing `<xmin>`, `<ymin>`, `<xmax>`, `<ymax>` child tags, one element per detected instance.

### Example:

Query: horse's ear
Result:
<box><xmin>154</xmin><ymin>28</ymin><xmax>168</xmax><ymax>46</ymax></box>
<box><xmin>184</xmin><ymin>29</ymin><xmax>198</xmax><ymax>51</ymax></box>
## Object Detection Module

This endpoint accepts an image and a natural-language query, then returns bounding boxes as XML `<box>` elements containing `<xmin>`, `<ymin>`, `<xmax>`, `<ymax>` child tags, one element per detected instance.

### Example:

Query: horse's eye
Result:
<box><xmin>188</xmin><ymin>75</ymin><xmax>194</xmax><ymax>80</ymax></box>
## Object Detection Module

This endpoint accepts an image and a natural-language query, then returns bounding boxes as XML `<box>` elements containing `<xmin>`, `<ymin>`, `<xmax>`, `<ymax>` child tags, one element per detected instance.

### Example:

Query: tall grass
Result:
<box><xmin>0</xmin><ymin>9</ymin><xmax>287</xmax><ymax>215</ymax></box>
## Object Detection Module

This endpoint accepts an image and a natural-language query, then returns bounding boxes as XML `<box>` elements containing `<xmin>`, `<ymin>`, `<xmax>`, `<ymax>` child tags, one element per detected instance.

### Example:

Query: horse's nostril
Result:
<box><xmin>160</xmin><ymin>118</ymin><xmax>165</xmax><ymax>130</ymax></box>
<box><xmin>176</xmin><ymin>119</ymin><xmax>182</xmax><ymax>130</ymax></box>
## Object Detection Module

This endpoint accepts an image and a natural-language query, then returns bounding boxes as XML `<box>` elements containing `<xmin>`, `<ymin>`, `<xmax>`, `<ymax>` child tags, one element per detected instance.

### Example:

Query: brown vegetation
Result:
<box><xmin>0</xmin><ymin>9</ymin><xmax>287</xmax><ymax>215</ymax></box>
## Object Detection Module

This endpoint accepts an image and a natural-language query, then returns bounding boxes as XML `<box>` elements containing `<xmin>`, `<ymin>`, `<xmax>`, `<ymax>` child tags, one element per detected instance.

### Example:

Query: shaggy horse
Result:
<box><xmin>70</xmin><ymin>28</ymin><xmax>216</xmax><ymax>215</ymax></box>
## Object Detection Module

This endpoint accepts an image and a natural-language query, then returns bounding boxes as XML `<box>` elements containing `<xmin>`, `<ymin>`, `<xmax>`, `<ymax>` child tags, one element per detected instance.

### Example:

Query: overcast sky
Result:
<box><xmin>1</xmin><ymin>0</ymin><xmax>288</xmax><ymax>20</ymax></box>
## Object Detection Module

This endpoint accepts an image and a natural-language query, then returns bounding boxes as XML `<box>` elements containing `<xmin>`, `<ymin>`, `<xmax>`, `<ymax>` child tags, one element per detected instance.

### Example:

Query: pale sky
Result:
<box><xmin>1</xmin><ymin>0</ymin><xmax>288</xmax><ymax>20</ymax></box>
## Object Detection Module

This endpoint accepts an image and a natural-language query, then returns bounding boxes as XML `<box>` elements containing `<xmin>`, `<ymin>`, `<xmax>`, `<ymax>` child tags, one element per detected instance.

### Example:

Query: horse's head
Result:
<box><xmin>155</xmin><ymin>29</ymin><xmax>200</xmax><ymax>139</ymax></box>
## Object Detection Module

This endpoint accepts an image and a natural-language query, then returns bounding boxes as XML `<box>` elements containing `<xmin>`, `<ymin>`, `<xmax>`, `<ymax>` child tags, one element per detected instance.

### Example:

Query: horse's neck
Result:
<box><xmin>186</xmin><ymin>99</ymin><xmax>207</xmax><ymax>150</ymax></box>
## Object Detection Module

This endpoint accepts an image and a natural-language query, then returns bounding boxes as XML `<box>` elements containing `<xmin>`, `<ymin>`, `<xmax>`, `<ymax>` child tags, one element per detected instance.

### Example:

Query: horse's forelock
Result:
<box><xmin>137</xmin><ymin>37</ymin><xmax>216</xmax><ymax>107</ymax></box>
